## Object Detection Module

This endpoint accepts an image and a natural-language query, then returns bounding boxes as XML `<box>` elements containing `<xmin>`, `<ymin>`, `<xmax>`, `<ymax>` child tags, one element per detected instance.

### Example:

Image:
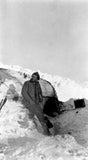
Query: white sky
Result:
<box><xmin>1</xmin><ymin>0</ymin><xmax>88</xmax><ymax>82</ymax></box>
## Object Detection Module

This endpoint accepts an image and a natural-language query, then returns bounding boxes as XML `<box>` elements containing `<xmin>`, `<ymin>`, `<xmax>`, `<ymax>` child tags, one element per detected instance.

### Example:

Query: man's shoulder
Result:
<box><xmin>23</xmin><ymin>80</ymin><xmax>31</xmax><ymax>86</ymax></box>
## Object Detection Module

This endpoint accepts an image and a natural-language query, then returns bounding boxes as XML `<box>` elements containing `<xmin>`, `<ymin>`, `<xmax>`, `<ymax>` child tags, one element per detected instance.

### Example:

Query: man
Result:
<box><xmin>21</xmin><ymin>72</ymin><xmax>51</xmax><ymax>136</ymax></box>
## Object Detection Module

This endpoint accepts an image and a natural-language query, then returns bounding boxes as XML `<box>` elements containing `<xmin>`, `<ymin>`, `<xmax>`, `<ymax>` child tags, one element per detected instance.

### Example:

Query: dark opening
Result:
<box><xmin>43</xmin><ymin>97</ymin><xmax>62</xmax><ymax>117</ymax></box>
<box><xmin>74</xmin><ymin>99</ymin><xmax>85</xmax><ymax>108</ymax></box>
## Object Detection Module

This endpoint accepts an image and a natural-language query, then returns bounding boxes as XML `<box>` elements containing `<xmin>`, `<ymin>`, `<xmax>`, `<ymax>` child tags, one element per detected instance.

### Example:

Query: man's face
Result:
<box><xmin>32</xmin><ymin>74</ymin><xmax>38</xmax><ymax>82</ymax></box>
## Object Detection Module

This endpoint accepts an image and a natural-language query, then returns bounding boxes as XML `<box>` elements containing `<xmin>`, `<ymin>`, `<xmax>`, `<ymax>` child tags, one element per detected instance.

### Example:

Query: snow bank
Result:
<box><xmin>0</xmin><ymin>100</ymin><xmax>36</xmax><ymax>139</ymax></box>
<box><xmin>53</xmin><ymin>104</ymin><xmax>88</xmax><ymax>146</ymax></box>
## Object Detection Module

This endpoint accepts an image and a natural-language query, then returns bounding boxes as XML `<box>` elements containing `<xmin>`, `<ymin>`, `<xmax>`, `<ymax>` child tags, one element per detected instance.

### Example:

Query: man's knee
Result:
<box><xmin>26</xmin><ymin>108</ymin><xmax>34</xmax><ymax>119</ymax></box>
<box><xmin>36</xmin><ymin>111</ymin><xmax>45</xmax><ymax>122</ymax></box>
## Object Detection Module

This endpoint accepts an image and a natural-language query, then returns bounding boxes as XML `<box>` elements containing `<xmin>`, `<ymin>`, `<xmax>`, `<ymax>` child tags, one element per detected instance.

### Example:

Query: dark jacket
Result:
<box><xmin>21</xmin><ymin>80</ymin><xmax>43</xmax><ymax>106</ymax></box>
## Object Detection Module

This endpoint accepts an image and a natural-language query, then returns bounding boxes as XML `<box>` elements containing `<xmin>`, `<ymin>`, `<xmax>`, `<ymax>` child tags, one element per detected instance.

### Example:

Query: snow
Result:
<box><xmin>3</xmin><ymin>134</ymin><xmax>88</xmax><ymax>160</ymax></box>
<box><xmin>0</xmin><ymin>100</ymin><xmax>35</xmax><ymax>138</ymax></box>
<box><xmin>0</xmin><ymin>63</ymin><xmax>88</xmax><ymax>159</ymax></box>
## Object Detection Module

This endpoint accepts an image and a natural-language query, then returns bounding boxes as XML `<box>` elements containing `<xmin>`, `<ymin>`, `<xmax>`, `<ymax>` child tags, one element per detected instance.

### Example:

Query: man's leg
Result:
<box><xmin>25</xmin><ymin>103</ymin><xmax>51</xmax><ymax>135</ymax></box>
<box><xmin>35</xmin><ymin>105</ymin><xmax>51</xmax><ymax>135</ymax></box>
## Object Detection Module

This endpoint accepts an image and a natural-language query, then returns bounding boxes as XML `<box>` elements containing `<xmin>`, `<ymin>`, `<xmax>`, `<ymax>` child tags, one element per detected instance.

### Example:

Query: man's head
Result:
<box><xmin>31</xmin><ymin>72</ymin><xmax>40</xmax><ymax>81</ymax></box>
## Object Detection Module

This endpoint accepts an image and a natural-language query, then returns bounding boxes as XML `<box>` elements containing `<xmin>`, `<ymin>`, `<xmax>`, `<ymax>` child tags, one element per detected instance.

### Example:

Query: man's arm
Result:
<box><xmin>38</xmin><ymin>83</ymin><xmax>43</xmax><ymax>102</ymax></box>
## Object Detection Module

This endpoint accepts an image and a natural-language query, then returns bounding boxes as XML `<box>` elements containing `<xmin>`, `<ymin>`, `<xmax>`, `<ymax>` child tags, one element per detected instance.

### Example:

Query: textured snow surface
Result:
<box><xmin>1</xmin><ymin>134</ymin><xmax>88</xmax><ymax>160</ymax></box>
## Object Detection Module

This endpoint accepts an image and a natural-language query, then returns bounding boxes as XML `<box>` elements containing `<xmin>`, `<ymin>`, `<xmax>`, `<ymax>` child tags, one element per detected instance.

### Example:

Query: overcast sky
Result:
<box><xmin>0</xmin><ymin>0</ymin><xmax>88</xmax><ymax>82</ymax></box>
